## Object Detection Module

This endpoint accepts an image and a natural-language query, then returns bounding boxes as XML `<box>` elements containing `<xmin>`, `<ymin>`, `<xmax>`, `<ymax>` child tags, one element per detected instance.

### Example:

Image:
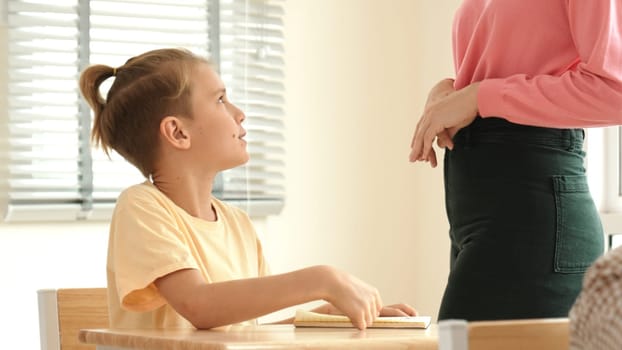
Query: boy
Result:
<box><xmin>79</xmin><ymin>48</ymin><xmax>415</xmax><ymax>330</ymax></box>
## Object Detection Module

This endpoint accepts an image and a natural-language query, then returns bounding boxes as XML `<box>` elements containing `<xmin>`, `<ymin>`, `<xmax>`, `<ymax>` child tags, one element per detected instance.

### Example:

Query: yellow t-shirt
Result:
<box><xmin>106</xmin><ymin>181</ymin><xmax>270</xmax><ymax>329</ymax></box>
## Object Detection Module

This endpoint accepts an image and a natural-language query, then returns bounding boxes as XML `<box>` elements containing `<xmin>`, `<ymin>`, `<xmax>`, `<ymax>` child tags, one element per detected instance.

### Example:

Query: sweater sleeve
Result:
<box><xmin>478</xmin><ymin>0</ymin><xmax>622</xmax><ymax>128</ymax></box>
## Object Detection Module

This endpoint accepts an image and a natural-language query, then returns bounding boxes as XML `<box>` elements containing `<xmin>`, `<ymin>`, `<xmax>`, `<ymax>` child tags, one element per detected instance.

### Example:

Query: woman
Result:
<box><xmin>410</xmin><ymin>0</ymin><xmax>622</xmax><ymax>321</ymax></box>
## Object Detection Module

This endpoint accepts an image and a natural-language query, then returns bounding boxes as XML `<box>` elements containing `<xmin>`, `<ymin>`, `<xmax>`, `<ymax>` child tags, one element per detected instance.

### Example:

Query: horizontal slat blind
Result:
<box><xmin>1</xmin><ymin>0</ymin><xmax>285</xmax><ymax>221</ymax></box>
<box><xmin>88</xmin><ymin>0</ymin><xmax>209</xmax><ymax>205</ymax></box>
<box><xmin>218</xmin><ymin>0</ymin><xmax>285</xmax><ymax>216</ymax></box>
<box><xmin>6</xmin><ymin>1</ymin><xmax>82</xmax><ymax>220</ymax></box>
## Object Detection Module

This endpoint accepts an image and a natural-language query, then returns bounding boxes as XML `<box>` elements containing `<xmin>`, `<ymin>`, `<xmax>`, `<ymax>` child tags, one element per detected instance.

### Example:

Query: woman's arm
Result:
<box><xmin>410</xmin><ymin>1</ymin><xmax>622</xmax><ymax>164</ymax></box>
<box><xmin>478</xmin><ymin>0</ymin><xmax>622</xmax><ymax>128</ymax></box>
<box><xmin>155</xmin><ymin>265</ymin><xmax>383</xmax><ymax>330</ymax></box>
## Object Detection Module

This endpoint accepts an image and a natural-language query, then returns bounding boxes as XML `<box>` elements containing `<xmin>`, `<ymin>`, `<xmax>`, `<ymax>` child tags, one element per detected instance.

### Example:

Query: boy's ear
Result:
<box><xmin>159</xmin><ymin>116</ymin><xmax>191</xmax><ymax>150</ymax></box>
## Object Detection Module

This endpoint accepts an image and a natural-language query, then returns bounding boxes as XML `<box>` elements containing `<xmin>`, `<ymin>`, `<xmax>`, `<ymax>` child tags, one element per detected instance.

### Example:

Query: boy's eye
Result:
<box><xmin>218</xmin><ymin>96</ymin><xmax>224</xmax><ymax>103</ymax></box>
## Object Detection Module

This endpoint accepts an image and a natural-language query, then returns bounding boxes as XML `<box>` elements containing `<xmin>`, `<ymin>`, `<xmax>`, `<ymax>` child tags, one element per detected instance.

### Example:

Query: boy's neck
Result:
<box><xmin>151</xmin><ymin>173</ymin><xmax>218</xmax><ymax>222</ymax></box>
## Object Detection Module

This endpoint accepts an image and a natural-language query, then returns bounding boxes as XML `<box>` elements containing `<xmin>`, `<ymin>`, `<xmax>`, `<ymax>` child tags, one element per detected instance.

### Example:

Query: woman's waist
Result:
<box><xmin>452</xmin><ymin>117</ymin><xmax>584</xmax><ymax>151</ymax></box>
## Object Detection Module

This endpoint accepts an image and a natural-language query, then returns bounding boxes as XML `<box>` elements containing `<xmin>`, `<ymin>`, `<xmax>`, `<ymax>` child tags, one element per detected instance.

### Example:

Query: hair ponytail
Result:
<box><xmin>78</xmin><ymin>48</ymin><xmax>206</xmax><ymax>178</ymax></box>
<box><xmin>79</xmin><ymin>65</ymin><xmax>115</xmax><ymax>154</ymax></box>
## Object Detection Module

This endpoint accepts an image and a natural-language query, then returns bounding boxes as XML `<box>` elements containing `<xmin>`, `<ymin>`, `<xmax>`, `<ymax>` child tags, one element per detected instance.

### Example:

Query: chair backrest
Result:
<box><xmin>439</xmin><ymin>318</ymin><xmax>569</xmax><ymax>350</ymax></box>
<box><xmin>38</xmin><ymin>288</ymin><xmax>109</xmax><ymax>350</ymax></box>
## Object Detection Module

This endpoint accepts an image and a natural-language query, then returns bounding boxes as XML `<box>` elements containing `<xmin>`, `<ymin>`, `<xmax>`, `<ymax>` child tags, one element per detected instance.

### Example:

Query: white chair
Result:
<box><xmin>439</xmin><ymin>318</ymin><xmax>569</xmax><ymax>350</ymax></box>
<box><xmin>38</xmin><ymin>288</ymin><xmax>109</xmax><ymax>350</ymax></box>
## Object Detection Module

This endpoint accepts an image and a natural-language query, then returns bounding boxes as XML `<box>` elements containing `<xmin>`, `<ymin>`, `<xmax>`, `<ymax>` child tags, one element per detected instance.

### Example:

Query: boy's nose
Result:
<box><xmin>232</xmin><ymin>104</ymin><xmax>246</xmax><ymax>123</ymax></box>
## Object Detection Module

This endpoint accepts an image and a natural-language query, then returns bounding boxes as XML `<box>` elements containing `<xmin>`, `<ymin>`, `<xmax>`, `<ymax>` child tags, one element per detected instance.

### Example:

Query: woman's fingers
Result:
<box><xmin>409</xmin><ymin>118</ymin><xmax>426</xmax><ymax>161</ymax></box>
<box><xmin>422</xmin><ymin>127</ymin><xmax>439</xmax><ymax>161</ymax></box>
<box><xmin>437</xmin><ymin>129</ymin><xmax>454</xmax><ymax>150</ymax></box>
<box><xmin>410</xmin><ymin>82</ymin><xmax>480</xmax><ymax>165</ymax></box>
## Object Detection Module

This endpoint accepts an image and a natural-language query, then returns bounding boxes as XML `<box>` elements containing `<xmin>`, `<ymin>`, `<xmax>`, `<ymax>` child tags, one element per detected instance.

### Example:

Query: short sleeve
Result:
<box><xmin>110</xmin><ymin>187</ymin><xmax>199</xmax><ymax>312</ymax></box>
<box><xmin>256</xmin><ymin>237</ymin><xmax>271</xmax><ymax>277</ymax></box>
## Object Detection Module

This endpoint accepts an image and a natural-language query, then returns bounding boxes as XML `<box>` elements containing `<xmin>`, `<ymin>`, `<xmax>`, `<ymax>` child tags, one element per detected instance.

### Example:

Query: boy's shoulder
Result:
<box><xmin>118</xmin><ymin>181</ymin><xmax>162</xmax><ymax>201</ymax></box>
<box><xmin>116</xmin><ymin>182</ymin><xmax>253</xmax><ymax>226</ymax></box>
<box><xmin>211</xmin><ymin>197</ymin><xmax>250</xmax><ymax>220</ymax></box>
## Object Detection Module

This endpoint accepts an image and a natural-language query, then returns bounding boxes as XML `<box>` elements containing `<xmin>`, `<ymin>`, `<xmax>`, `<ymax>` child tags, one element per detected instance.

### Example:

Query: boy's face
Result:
<box><xmin>186</xmin><ymin>63</ymin><xmax>249</xmax><ymax>171</ymax></box>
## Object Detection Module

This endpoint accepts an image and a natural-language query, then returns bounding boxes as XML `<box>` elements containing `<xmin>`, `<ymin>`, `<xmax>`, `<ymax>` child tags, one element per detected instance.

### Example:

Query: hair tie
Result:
<box><xmin>112</xmin><ymin>67</ymin><xmax>117</xmax><ymax>76</ymax></box>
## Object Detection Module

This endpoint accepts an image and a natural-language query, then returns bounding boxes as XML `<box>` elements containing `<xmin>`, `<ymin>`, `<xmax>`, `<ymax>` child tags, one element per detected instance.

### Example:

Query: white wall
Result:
<box><xmin>0</xmin><ymin>1</ymin><xmax>460</xmax><ymax>348</ymax></box>
<box><xmin>0</xmin><ymin>223</ymin><xmax>109</xmax><ymax>349</ymax></box>
<box><xmin>263</xmin><ymin>0</ymin><xmax>458</xmax><ymax>318</ymax></box>
<box><xmin>0</xmin><ymin>1</ymin><xmax>5</xmax><ymax>24</ymax></box>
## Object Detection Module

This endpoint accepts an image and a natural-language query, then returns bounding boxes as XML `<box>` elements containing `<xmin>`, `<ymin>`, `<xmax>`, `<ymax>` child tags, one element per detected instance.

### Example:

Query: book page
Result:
<box><xmin>293</xmin><ymin>310</ymin><xmax>431</xmax><ymax>329</ymax></box>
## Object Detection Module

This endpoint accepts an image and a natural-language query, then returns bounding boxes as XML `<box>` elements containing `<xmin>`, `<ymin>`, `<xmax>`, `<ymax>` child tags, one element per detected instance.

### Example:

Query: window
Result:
<box><xmin>1</xmin><ymin>0</ymin><xmax>285</xmax><ymax>221</ymax></box>
<box><xmin>586</xmin><ymin>127</ymin><xmax>622</xmax><ymax>250</ymax></box>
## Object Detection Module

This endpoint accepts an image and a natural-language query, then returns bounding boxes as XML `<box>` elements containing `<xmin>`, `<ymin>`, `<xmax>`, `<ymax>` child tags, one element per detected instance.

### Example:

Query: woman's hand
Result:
<box><xmin>409</xmin><ymin>82</ymin><xmax>480</xmax><ymax>167</ymax></box>
<box><xmin>425</xmin><ymin>78</ymin><xmax>456</xmax><ymax>106</ymax></box>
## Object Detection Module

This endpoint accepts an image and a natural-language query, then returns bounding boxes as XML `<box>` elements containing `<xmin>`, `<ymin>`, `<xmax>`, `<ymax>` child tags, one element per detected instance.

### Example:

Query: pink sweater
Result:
<box><xmin>454</xmin><ymin>0</ymin><xmax>622</xmax><ymax>128</ymax></box>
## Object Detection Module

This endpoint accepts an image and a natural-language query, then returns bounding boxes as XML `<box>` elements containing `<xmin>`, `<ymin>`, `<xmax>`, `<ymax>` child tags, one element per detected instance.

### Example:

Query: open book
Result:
<box><xmin>293</xmin><ymin>310</ymin><xmax>431</xmax><ymax>329</ymax></box>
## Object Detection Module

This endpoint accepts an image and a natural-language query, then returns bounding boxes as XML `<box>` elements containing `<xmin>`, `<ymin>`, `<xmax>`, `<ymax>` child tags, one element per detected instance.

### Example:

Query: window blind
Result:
<box><xmin>218</xmin><ymin>0</ymin><xmax>285</xmax><ymax>216</ymax></box>
<box><xmin>2</xmin><ymin>0</ymin><xmax>285</xmax><ymax>221</ymax></box>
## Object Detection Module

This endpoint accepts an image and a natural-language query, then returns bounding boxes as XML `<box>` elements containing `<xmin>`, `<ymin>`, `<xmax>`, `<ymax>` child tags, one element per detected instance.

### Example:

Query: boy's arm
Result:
<box><xmin>154</xmin><ymin>265</ymin><xmax>382</xmax><ymax>330</ymax></box>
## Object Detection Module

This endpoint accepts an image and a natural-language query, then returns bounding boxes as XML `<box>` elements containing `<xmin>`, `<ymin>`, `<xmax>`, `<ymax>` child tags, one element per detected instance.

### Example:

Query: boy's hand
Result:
<box><xmin>310</xmin><ymin>303</ymin><xmax>341</xmax><ymax>315</ymax></box>
<box><xmin>312</xmin><ymin>302</ymin><xmax>418</xmax><ymax>317</ymax></box>
<box><xmin>318</xmin><ymin>266</ymin><xmax>383</xmax><ymax>330</ymax></box>
<box><xmin>379</xmin><ymin>303</ymin><xmax>418</xmax><ymax>317</ymax></box>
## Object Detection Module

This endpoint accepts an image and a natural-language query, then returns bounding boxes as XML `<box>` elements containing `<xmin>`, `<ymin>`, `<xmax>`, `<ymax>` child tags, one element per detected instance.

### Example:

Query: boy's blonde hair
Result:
<box><xmin>79</xmin><ymin>48</ymin><xmax>208</xmax><ymax>177</ymax></box>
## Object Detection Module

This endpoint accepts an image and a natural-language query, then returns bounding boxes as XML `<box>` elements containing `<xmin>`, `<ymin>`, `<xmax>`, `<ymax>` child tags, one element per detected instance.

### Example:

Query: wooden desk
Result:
<box><xmin>79</xmin><ymin>324</ymin><xmax>438</xmax><ymax>350</ymax></box>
